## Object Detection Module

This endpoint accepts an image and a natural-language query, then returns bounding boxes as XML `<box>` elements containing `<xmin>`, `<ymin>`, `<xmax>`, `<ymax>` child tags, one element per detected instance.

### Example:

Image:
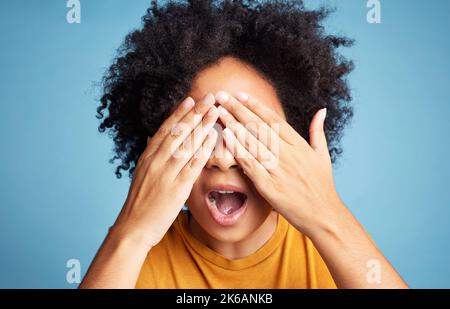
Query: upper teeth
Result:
<box><xmin>217</xmin><ymin>190</ymin><xmax>235</xmax><ymax>194</ymax></box>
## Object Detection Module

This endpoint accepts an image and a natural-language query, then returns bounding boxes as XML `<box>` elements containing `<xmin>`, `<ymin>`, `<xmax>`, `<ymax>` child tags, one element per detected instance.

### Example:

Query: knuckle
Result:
<box><xmin>189</xmin><ymin>155</ymin><xmax>201</xmax><ymax>169</ymax></box>
<box><xmin>269</xmin><ymin>114</ymin><xmax>282</xmax><ymax>125</ymax></box>
<box><xmin>142</xmin><ymin>157</ymin><xmax>159</xmax><ymax>177</ymax></box>
<box><xmin>170</xmin><ymin>122</ymin><xmax>186</xmax><ymax>137</ymax></box>
<box><xmin>137</xmin><ymin>151</ymin><xmax>154</xmax><ymax>166</ymax></box>
<box><xmin>158</xmin><ymin>141</ymin><xmax>172</xmax><ymax>157</ymax></box>
<box><xmin>164</xmin><ymin>138</ymin><xmax>182</xmax><ymax>156</ymax></box>
<box><xmin>159</xmin><ymin>123</ymin><xmax>172</xmax><ymax>137</ymax></box>
<box><xmin>136</xmin><ymin>155</ymin><xmax>147</xmax><ymax>168</ymax></box>
<box><xmin>172</xmin><ymin>142</ymin><xmax>194</xmax><ymax>161</ymax></box>
<box><xmin>239</xmin><ymin>158</ymin><xmax>254</xmax><ymax>171</ymax></box>
<box><xmin>169</xmin><ymin>149</ymin><xmax>185</xmax><ymax>162</ymax></box>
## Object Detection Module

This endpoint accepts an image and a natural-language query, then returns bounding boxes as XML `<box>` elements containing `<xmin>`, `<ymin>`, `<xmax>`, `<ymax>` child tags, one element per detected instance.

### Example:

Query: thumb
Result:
<box><xmin>309</xmin><ymin>108</ymin><xmax>330</xmax><ymax>160</ymax></box>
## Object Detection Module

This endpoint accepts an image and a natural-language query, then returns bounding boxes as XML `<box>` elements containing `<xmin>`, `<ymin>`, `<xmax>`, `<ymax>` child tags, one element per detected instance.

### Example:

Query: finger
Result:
<box><xmin>151</xmin><ymin>93</ymin><xmax>216</xmax><ymax>161</ymax></box>
<box><xmin>145</xmin><ymin>96</ymin><xmax>195</xmax><ymax>156</ymax></box>
<box><xmin>167</xmin><ymin>106</ymin><xmax>219</xmax><ymax>173</ymax></box>
<box><xmin>217</xmin><ymin>105</ymin><xmax>278</xmax><ymax>170</ymax></box>
<box><xmin>177</xmin><ymin>128</ymin><xmax>218</xmax><ymax>182</ymax></box>
<box><xmin>309</xmin><ymin>108</ymin><xmax>331</xmax><ymax>161</ymax></box>
<box><xmin>215</xmin><ymin>91</ymin><xmax>278</xmax><ymax>151</ymax></box>
<box><xmin>222</xmin><ymin>127</ymin><xmax>271</xmax><ymax>180</ymax></box>
<box><xmin>233</xmin><ymin>91</ymin><xmax>304</xmax><ymax>146</ymax></box>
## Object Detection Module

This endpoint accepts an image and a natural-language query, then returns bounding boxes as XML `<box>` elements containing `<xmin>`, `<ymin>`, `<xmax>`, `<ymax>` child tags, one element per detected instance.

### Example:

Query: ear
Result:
<box><xmin>309</xmin><ymin>108</ymin><xmax>331</xmax><ymax>162</ymax></box>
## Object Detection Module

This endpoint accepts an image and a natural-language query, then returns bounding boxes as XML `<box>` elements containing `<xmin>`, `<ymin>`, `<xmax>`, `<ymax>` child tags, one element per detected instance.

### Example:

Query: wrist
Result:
<box><xmin>301</xmin><ymin>195</ymin><xmax>354</xmax><ymax>244</ymax></box>
<box><xmin>107</xmin><ymin>223</ymin><xmax>155</xmax><ymax>254</ymax></box>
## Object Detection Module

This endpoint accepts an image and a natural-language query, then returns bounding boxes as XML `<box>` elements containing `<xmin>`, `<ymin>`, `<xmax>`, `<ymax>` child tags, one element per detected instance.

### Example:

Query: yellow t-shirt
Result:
<box><xmin>136</xmin><ymin>211</ymin><xmax>336</xmax><ymax>289</ymax></box>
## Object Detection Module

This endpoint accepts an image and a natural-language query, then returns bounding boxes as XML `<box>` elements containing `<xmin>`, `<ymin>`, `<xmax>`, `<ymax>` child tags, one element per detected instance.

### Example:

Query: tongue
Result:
<box><xmin>214</xmin><ymin>193</ymin><xmax>244</xmax><ymax>215</ymax></box>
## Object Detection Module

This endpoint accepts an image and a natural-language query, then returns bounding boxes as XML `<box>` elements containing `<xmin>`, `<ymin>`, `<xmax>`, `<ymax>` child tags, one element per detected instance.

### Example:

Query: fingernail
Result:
<box><xmin>217</xmin><ymin>105</ymin><xmax>228</xmax><ymax>116</ymax></box>
<box><xmin>215</xmin><ymin>91</ymin><xmax>229</xmax><ymax>104</ymax></box>
<box><xmin>321</xmin><ymin>108</ymin><xmax>327</xmax><ymax>120</ymax></box>
<box><xmin>207</xmin><ymin>106</ymin><xmax>218</xmax><ymax>118</ymax></box>
<box><xmin>236</xmin><ymin>92</ymin><xmax>249</xmax><ymax>102</ymax></box>
<box><xmin>223</xmin><ymin>127</ymin><xmax>232</xmax><ymax>137</ymax></box>
<box><xmin>208</xmin><ymin>128</ymin><xmax>217</xmax><ymax>137</ymax></box>
<box><xmin>203</xmin><ymin>93</ymin><xmax>215</xmax><ymax>106</ymax></box>
<box><xmin>181</xmin><ymin>97</ymin><xmax>195</xmax><ymax>110</ymax></box>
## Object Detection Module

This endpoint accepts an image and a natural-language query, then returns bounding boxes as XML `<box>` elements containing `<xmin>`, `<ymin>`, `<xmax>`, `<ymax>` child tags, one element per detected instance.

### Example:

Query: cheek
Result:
<box><xmin>186</xmin><ymin>174</ymin><xmax>205</xmax><ymax>210</ymax></box>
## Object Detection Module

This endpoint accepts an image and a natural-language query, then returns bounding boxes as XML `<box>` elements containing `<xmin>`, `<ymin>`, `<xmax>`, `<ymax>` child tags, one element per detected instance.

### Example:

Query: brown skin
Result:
<box><xmin>186</xmin><ymin>57</ymin><xmax>282</xmax><ymax>258</ymax></box>
<box><xmin>80</xmin><ymin>57</ymin><xmax>408</xmax><ymax>289</ymax></box>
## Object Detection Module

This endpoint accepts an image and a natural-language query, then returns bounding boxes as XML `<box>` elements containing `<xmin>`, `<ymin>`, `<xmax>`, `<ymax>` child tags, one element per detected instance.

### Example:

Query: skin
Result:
<box><xmin>185</xmin><ymin>57</ymin><xmax>283</xmax><ymax>258</ymax></box>
<box><xmin>80</xmin><ymin>57</ymin><xmax>408</xmax><ymax>289</ymax></box>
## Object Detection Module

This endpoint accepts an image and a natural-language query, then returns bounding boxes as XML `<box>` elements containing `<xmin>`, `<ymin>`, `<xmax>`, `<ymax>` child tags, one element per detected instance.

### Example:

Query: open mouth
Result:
<box><xmin>208</xmin><ymin>190</ymin><xmax>247</xmax><ymax>215</ymax></box>
<box><xmin>205</xmin><ymin>189</ymin><xmax>248</xmax><ymax>226</ymax></box>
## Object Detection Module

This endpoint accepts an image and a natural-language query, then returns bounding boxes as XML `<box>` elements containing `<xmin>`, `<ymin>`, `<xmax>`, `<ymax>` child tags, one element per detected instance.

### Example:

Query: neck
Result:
<box><xmin>189</xmin><ymin>211</ymin><xmax>278</xmax><ymax>260</ymax></box>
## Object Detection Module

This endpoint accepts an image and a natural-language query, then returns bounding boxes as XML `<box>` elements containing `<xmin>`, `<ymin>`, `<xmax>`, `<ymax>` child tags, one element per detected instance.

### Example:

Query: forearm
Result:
<box><xmin>306</xmin><ymin>200</ymin><xmax>408</xmax><ymax>289</ymax></box>
<box><xmin>79</xmin><ymin>228</ymin><xmax>151</xmax><ymax>289</ymax></box>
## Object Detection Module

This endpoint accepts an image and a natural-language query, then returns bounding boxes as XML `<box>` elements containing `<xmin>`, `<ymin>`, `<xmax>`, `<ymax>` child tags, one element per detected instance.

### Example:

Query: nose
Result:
<box><xmin>205</xmin><ymin>127</ymin><xmax>238</xmax><ymax>171</ymax></box>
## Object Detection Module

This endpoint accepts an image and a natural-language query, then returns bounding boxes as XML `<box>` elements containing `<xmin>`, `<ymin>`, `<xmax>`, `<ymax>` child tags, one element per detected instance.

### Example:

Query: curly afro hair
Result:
<box><xmin>97</xmin><ymin>0</ymin><xmax>354</xmax><ymax>178</ymax></box>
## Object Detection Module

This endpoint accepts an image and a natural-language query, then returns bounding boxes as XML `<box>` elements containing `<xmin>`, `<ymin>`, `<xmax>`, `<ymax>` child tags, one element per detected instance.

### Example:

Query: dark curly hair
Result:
<box><xmin>97</xmin><ymin>0</ymin><xmax>354</xmax><ymax>178</ymax></box>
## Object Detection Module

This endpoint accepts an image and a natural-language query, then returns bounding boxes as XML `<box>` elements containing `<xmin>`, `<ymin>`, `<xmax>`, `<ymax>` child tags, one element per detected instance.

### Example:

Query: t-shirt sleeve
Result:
<box><xmin>304</xmin><ymin>236</ymin><xmax>337</xmax><ymax>289</ymax></box>
<box><xmin>312</xmin><ymin>244</ymin><xmax>337</xmax><ymax>289</ymax></box>
<box><xmin>135</xmin><ymin>251</ymin><xmax>157</xmax><ymax>289</ymax></box>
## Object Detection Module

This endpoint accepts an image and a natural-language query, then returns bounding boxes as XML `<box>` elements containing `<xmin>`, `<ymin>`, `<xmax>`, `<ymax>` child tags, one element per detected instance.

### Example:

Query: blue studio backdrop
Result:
<box><xmin>0</xmin><ymin>0</ymin><xmax>449</xmax><ymax>288</ymax></box>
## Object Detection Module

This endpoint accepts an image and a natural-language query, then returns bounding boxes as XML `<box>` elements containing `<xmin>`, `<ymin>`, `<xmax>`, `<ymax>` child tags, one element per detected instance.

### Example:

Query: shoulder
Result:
<box><xmin>135</xmin><ymin>213</ymin><xmax>187</xmax><ymax>288</ymax></box>
<box><xmin>283</xmin><ymin>217</ymin><xmax>337</xmax><ymax>289</ymax></box>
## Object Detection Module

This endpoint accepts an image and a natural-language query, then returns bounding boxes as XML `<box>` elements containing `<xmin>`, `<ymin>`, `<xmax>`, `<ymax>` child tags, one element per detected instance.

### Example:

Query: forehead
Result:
<box><xmin>188</xmin><ymin>57</ymin><xmax>285</xmax><ymax>117</ymax></box>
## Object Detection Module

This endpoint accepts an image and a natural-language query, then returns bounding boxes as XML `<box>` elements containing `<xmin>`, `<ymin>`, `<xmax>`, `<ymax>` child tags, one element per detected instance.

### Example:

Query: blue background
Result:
<box><xmin>0</xmin><ymin>0</ymin><xmax>449</xmax><ymax>288</ymax></box>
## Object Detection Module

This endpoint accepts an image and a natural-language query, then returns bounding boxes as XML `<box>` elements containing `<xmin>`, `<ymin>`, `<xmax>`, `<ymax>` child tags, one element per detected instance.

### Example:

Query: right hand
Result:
<box><xmin>111</xmin><ymin>93</ymin><xmax>219</xmax><ymax>250</ymax></box>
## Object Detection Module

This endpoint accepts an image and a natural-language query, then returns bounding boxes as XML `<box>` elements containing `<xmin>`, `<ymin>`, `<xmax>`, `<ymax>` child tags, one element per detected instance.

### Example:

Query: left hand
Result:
<box><xmin>216</xmin><ymin>91</ymin><xmax>410</xmax><ymax>289</ymax></box>
<box><xmin>215</xmin><ymin>91</ymin><xmax>346</xmax><ymax>237</ymax></box>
